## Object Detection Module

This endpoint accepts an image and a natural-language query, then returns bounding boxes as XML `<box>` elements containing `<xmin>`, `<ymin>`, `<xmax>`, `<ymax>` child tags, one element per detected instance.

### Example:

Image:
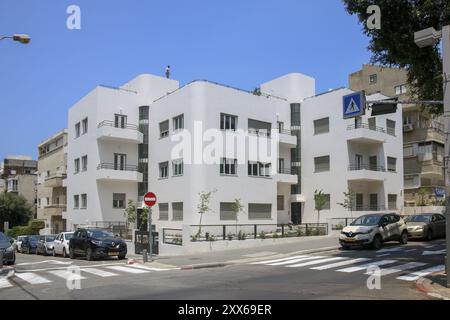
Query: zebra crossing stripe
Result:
<box><xmin>396</xmin><ymin>265</ymin><xmax>445</xmax><ymax>281</ymax></box>
<box><xmin>337</xmin><ymin>260</ymin><xmax>397</xmax><ymax>273</ymax></box>
<box><xmin>251</xmin><ymin>255</ymin><xmax>309</xmax><ymax>265</ymax></box>
<box><xmin>15</xmin><ymin>272</ymin><xmax>52</xmax><ymax>285</ymax></box>
<box><xmin>0</xmin><ymin>278</ymin><xmax>12</xmax><ymax>289</ymax></box>
<box><xmin>369</xmin><ymin>262</ymin><xmax>428</xmax><ymax>277</ymax></box>
<box><xmin>268</xmin><ymin>256</ymin><xmax>326</xmax><ymax>266</ymax></box>
<box><xmin>106</xmin><ymin>266</ymin><xmax>150</xmax><ymax>274</ymax></box>
<box><xmin>81</xmin><ymin>268</ymin><xmax>118</xmax><ymax>277</ymax></box>
<box><xmin>310</xmin><ymin>258</ymin><xmax>371</xmax><ymax>271</ymax></box>
<box><xmin>49</xmin><ymin>270</ymin><xmax>87</xmax><ymax>281</ymax></box>
<box><xmin>127</xmin><ymin>264</ymin><xmax>172</xmax><ymax>272</ymax></box>
<box><xmin>287</xmin><ymin>257</ymin><xmax>345</xmax><ymax>268</ymax></box>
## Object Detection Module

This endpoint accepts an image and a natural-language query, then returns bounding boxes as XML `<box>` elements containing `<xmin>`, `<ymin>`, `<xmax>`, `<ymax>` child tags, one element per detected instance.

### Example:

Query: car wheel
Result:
<box><xmin>118</xmin><ymin>254</ymin><xmax>126</xmax><ymax>260</ymax></box>
<box><xmin>372</xmin><ymin>235</ymin><xmax>383</xmax><ymax>250</ymax></box>
<box><xmin>426</xmin><ymin>230</ymin><xmax>433</xmax><ymax>241</ymax></box>
<box><xmin>86</xmin><ymin>247</ymin><xmax>94</xmax><ymax>261</ymax></box>
<box><xmin>69</xmin><ymin>248</ymin><xmax>75</xmax><ymax>259</ymax></box>
<box><xmin>26</xmin><ymin>248</ymin><xmax>30</xmax><ymax>254</ymax></box>
<box><xmin>53</xmin><ymin>249</ymin><xmax>56</xmax><ymax>257</ymax></box>
<box><xmin>399</xmin><ymin>231</ymin><xmax>408</xmax><ymax>245</ymax></box>
<box><xmin>63</xmin><ymin>248</ymin><xmax>68</xmax><ymax>258</ymax></box>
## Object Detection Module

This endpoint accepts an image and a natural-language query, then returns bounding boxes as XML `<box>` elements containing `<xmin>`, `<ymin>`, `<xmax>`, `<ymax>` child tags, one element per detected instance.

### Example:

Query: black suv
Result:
<box><xmin>69</xmin><ymin>228</ymin><xmax>127</xmax><ymax>261</ymax></box>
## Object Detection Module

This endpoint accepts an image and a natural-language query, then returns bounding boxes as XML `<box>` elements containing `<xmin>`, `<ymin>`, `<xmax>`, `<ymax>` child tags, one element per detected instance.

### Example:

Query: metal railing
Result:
<box><xmin>188</xmin><ymin>223</ymin><xmax>328</xmax><ymax>242</ymax></box>
<box><xmin>278</xmin><ymin>129</ymin><xmax>295</xmax><ymax>136</ymax></box>
<box><xmin>162</xmin><ymin>229</ymin><xmax>183</xmax><ymax>246</ymax></box>
<box><xmin>347</xmin><ymin>123</ymin><xmax>386</xmax><ymax>133</ymax></box>
<box><xmin>97</xmin><ymin>120</ymin><xmax>139</xmax><ymax>131</ymax></box>
<box><xmin>278</xmin><ymin>168</ymin><xmax>297</xmax><ymax>175</ymax></box>
<box><xmin>97</xmin><ymin>163</ymin><xmax>139</xmax><ymax>172</ymax></box>
<box><xmin>248</xmin><ymin>128</ymin><xmax>271</xmax><ymax>137</ymax></box>
<box><xmin>348</xmin><ymin>164</ymin><xmax>386</xmax><ymax>172</ymax></box>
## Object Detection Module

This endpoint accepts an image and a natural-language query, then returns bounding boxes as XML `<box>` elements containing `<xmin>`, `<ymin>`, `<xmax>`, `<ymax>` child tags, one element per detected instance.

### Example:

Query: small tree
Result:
<box><xmin>337</xmin><ymin>190</ymin><xmax>356</xmax><ymax>218</ymax></box>
<box><xmin>196</xmin><ymin>189</ymin><xmax>217</xmax><ymax>238</ymax></box>
<box><xmin>314</xmin><ymin>190</ymin><xmax>328</xmax><ymax>225</ymax></box>
<box><xmin>124</xmin><ymin>200</ymin><xmax>148</xmax><ymax>230</ymax></box>
<box><xmin>417</xmin><ymin>187</ymin><xmax>429</xmax><ymax>207</ymax></box>
<box><xmin>231</xmin><ymin>198</ymin><xmax>245</xmax><ymax>235</ymax></box>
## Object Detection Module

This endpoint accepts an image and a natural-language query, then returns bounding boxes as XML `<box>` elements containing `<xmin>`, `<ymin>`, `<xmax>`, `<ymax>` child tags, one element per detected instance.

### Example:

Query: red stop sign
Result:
<box><xmin>144</xmin><ymin>192</ymin><xmax>157</xmax><ymax>207</ymax></box>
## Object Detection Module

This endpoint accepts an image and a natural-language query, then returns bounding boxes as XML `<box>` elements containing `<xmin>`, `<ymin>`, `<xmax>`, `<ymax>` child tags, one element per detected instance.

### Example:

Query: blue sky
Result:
<box><xmin>0</xmin><ymin>0</ymin><xmax>371</xmax><ymax>161</ymax></box>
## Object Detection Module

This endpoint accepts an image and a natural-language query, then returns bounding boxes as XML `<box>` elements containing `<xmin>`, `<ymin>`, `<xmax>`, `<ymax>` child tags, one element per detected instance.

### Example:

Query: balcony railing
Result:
<box><xmin>248</xmin><ymin>128</ymin><xmax>271</xmax><ymax>137</ymax></box>
<box><xmin>44</xmin><ymin>172</ymin><xmax>67</xmax><ymax>180</ymax></box>
<box><xmin>348</xmin><ymin>164</ymin><xmax>386</xmax><ymax>172</ymax></box>
<box><xmin>278</xmin><ymin>168</ymin><xmax>297</xmax><ymax>175</ymax></box>
<box><xmin>97</xmin><ymin>120</ymin><xmax>139</xmax><ymax>131</ymax></box>
<box><xmin>347</xmin><ymin>123</ymin><xmax>386</xmax><ymax>133</ymax></box>
<box><xmin>278</xmin><ymin>128</ymin><xmax>295</xmax><ymax>136</ymax></box>
<box><xmin>97</xmin><ymin>163</ymin><xmax>139</xmax><ymax>172</ymax></box>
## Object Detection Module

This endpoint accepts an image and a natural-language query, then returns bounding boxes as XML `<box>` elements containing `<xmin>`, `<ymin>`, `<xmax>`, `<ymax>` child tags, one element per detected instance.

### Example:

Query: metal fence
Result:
<box><xmin>74</xmin><ymin>221</ymin><xmax>133</xmax><ymax>240</ymax></box>
<box><xmin>329</xmin><ymin>218</ymin><xmax>357</xmax><ymax>231</ymax></box>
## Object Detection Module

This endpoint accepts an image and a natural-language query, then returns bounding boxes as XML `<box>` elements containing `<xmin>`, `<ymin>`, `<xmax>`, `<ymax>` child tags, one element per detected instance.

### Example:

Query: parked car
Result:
<box><xmin>340</xmin><ymin>213</ymin><xmax>408</xmax><ymax>250</ymax></box>
<box><xmin>69</xmin><ymin>228</ymin><xmax>127</xmax><ymax>261</ymax></box>
<box><xmin>53</xmin><ymin>232</ymin><xmax>74</xmax><ymax>258</ymax></box>
<box><xmin>405</xmin><ymin>213</ymin><xmax>446</xmax><ymax>241</ymax></box>
<box><xmin>21</xmin><ymin>235</ymin><xmax>40</xmax><ymax>254</ymax></box>
<box><xmin>0</xmin><ymin>232</ymin><xmax>15</xmax><ymax>265</ymax></box>
<box><xmin>36</xmin><ymin>234</ymin><xmax>57</xmax><ymax>255</ymax></box>
<box><xmin>14</xmin><ymin>236</ymin><xmax>27</xmax><ymax>253</ymax></box>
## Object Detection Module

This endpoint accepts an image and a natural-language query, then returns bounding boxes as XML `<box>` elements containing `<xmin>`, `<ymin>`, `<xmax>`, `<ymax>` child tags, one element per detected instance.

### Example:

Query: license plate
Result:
<box><xmin>108</xmin><ymin>252</ymin><xmax>119</xmax><ymax>256</ymax></box>
<box><xmin>345</xmin><ymin>238</ymin><xmax>356</xmax><ymax>242</ymax></box>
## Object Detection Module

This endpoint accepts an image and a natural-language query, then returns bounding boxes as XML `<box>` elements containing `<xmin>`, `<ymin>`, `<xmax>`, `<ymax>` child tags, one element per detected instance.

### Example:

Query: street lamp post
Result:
<box><xmin>0</xmin><ymin>34</ymin><xmax>31</xmax><ymax>44</ymax></box>
<box><xmin>415</xmin><ymin>25</ymin><xmax>450</xmax><ymax>287</ymax></box>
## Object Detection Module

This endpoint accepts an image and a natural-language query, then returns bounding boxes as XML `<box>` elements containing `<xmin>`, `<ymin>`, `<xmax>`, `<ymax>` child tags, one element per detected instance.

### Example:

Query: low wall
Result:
<box><xmin>403</xmin><ymin>206</ymin><xmax>445</xmax><ymax>215</ymax></box>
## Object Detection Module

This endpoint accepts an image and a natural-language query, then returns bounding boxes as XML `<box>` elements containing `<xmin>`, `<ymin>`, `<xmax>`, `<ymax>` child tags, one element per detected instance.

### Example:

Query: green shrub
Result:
<box><xmin>238</xmin><ymin>231</ymin><xmax>247</xmax><ymax>240</ymax></box>
<box><xmin>296</xmin><ymin>227</ymin><xmax>304</xmax><ymax>237</ymax></box>
<box><xmin>227</xmin><ymin>233</ymin><xmax>234</xmax><ymax>241</ymax></box>
<box><xmin>272</xmin><ymin>233</ymin><xmax>280</xmax><ymax>239</ymax></box>
<box><xmin>259</xmin><ymin>231</ymin><xmax>267</xmax><ymax>239</ymax></box>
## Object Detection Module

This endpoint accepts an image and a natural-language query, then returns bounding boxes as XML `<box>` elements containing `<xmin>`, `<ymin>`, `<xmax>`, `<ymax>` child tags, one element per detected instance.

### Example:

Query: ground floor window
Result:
<box><xmin>248</xmin><ymin>203</ymin><xmax>272</xmax><ymax>220</ymax></box>
<box><xmin>172</xmin><ymin>202</ymin><xmax>183</xmax><ymax>221</ymax></box>
<box><xmin>220</xmin><ymin>202</ymin><xmax>237</xmax><ymax>221</ymax></box>
<box><xmin>113</xmin><ymin>193</ymin><xmax>126</xmax><ymax>209</ymax></box>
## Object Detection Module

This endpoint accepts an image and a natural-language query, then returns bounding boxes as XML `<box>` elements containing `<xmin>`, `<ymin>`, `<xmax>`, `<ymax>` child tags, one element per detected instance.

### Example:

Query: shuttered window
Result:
<box><xmin>387</xmin><ymin>157</ymin><xmax>397</xmax><ymax>172</ymax></box>
<box><xmin>248</xmin><ymin>119</ymin><xmax>272</xmax><ymax>136</ymax></box>
<box><xmin>220</xmin><ymin>203</ymin><xmax>236</xmax><ymax>221</ymax></box>
<box><xmin>113</xmin><ymin>193</ymin><xmax>126</xmax><ymax>209</ymax></box>
<box><xmin>277</xmin><ymin>196</ymin><xmax>284</xmax><ymax>211</ymax></box>
<box><xmin>159</xmin><ymin>120</ymin><xmax>169</xmax><ymax>138</ymax></box>
<box><xmin>314</xmin><ymin>117</ymin><xmax>329</xmax><ymax>135</ymax></box>
<box><xmin>172</xmin><ymin>203</ymin><xmax>183</xmax><ymax>221</ymax></box>
<box><xmin>388</xmin><ymin>195</ymin><xmax>398</xmax><ymax>210</ymax></box>
<box><xmin>159</xmin><ymin>203</ymin><xmax>169</xmax><ymax>221</ymax></box>
<box><xmin>248</xmin><ymin>204</ymin><xmax>272</xmax><ymax>220</ymax></box>
<box><xmin>314</xmin><ymin>156</ymin><xmax>330</xmax><ymax>173</ymax></box>
<box><xmin>387</xmin><ymin>120</ymin><xmax>396</xmax><ymax>136</ymax></box>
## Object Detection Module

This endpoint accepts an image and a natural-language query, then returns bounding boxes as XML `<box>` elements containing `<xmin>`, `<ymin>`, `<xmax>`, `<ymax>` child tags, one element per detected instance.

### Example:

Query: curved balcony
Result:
<box><xmin>278</xmin><ymin>129</ymin><xmax>297</xmax><ymax>148</ymax></box>
<box><xmin>346</xmin><ymin>124</ymin><xmax>387</xmax><ymax>144</ymax></box>
<box><xmin>96</xmin><ymin>163</ymin><xmax>143</xmax><ymax>183</ymax></box>
<box><xmin>44</xmin><ymin>172</ymin><xmax>67</xmax><ymax>188</ymax></box>
<box><xmin>347</xmin><ymin>164</ymin><xmax>388</xmax><ymax>182</ymax></box>
<box><xmin>276</xmin><ymin>168</ymin><xmax>298</xmax><ymax>185</ymax></box>
<box><xmin>97</xmin><ymin>120</ymin><xmax>144</xmax><ymax>144</ymax></box>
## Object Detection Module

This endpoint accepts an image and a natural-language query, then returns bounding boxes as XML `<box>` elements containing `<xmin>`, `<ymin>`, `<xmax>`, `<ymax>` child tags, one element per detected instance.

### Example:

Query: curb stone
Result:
<box><xmin>416</xmin><ymin>273</ymin><xmax>450</xmax><ymax>300</ymax></box>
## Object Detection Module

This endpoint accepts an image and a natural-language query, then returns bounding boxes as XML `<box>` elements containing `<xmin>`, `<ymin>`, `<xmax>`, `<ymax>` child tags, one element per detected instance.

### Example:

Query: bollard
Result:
<box><xmin>142</xmin><ymin>249</ymin><xmax>148</xmax><ymax>263</ymax></box>
<box><xmin>0</xmin><ymin>250</ymin><xmax>3</xmax><ymax>269</ymax></box>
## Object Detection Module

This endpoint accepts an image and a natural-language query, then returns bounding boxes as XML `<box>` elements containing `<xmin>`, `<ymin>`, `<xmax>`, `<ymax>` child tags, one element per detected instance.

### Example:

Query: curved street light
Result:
<box><xmin>0</xmin><ymin>34</ymin><xmax>31</xmax><ymax>44</ymax></box>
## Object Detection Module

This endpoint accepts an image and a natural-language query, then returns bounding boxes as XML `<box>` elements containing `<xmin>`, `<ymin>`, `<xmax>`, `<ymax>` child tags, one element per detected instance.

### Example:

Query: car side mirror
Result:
<box><xmin>10</xmin><ymin>239</ymin><xmax>14</xmax><ymax>245</ymax></box>
<box><xmin>115</xmin><ymin>234</ymin><xmax>119</xmax><ymax>238</ymax></box>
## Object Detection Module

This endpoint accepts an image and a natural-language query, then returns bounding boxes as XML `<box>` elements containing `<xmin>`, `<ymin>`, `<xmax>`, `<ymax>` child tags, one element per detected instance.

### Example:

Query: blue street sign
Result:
<box><xmin>435</xmin><ymin>187</ymin><xmax>446</xmax><ymax>198</ymax></box>
<box><xmin>343</xmin><ymin>91</ymin><xmax>366</xmax><ymax>119</ymax></box>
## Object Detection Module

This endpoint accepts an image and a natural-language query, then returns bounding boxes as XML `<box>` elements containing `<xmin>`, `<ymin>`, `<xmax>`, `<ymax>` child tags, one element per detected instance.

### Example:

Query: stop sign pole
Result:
<box><xmin>144</xmin><ymin>192</ymin><xmax>157</xmax><ymax>262</ymax></box>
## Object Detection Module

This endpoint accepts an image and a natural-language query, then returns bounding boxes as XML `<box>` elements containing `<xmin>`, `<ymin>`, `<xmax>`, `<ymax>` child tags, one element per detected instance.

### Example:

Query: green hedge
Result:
<box><xmin>6</xmin><ymin>219</ymin><xmax>45</xmax><ymax>238</ymax></box>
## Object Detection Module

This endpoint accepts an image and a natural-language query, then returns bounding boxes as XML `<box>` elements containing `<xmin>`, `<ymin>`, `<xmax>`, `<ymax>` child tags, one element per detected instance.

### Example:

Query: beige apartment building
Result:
<box><xmin>349</xmin><ymin>64</ymin><xmax>445</xmax><ymax>210</ymax></box>
<box><xmin>36</xmin><ymin>130</ymin><xmax>68</xmax><ymax>234</ymax></box>
<box><xmin>0</xmin><ymin>156</ymin><xmax>38</xmax><ymax>216</ymax></box>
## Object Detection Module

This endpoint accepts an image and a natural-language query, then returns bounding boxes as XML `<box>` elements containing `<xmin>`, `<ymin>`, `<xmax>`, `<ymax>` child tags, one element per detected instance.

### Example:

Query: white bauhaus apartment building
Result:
<box><xmin>64</xmin><ymin>72</ymin><xmax>404</xmax><ymax>252</ymax></box>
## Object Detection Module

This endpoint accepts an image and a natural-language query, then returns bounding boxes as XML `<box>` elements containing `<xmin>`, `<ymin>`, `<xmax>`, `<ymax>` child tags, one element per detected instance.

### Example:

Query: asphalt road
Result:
<box><xmin>0</xmin><ymin>239</ymin><xmax>446</xmax><ymax>300</ymax></box>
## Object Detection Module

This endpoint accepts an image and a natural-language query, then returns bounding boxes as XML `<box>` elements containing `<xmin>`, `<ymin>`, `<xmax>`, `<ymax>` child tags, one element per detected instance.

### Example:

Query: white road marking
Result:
<box><xmin>287</xmin><ymin>257</ymin><xmax>344</xmax><ymax>268</ymax></box>
<box><xmin>15</xmin><ymin>272</ymin><xmax>52</xmax><ymax>285</ymax></box>
<box><xmin>376</xmin><ymin>248</ymin><xmax>404</xmax><ymax>254</ymax></box>
<box><xmin>251</xmin><ymin>255</ymin><xmax>308</xmax><ymax>265</ymax></box>
<box><xmin>310</xmin><ymin>258</ymin><xmax>371</xmax><ymax>270</ymax></box>
<box><xmin>0</xmin><ymin>278</ymin><xmax>13</xmax><ymax>289</ymax></box>
<box><xmin>81</xmin><ymin>268</ymin><xmax>118</xmax><ymax>277</ymax></box>
<box><xmin>405</xmin><ymin>249</ymin><xmax>417</xmax><ymax>253</ymax></box>
<box><xmin>337</xmin><ymin>260</ymin><xmax>398</xmax><ymax>273</ymax></box>
<box><xmin>16</xmin><ymin>260</ymin><xmax>72</xmax><ymax>266</ymax></box>
<box><xmin>127</xmin><ymin>264</ymin><xmax>175</xmax><ymax>272</ymax></box>
<box><xmin>365</xmin><ymin>262</ymin><xmax>428</xmax><ymax>276</ymax></box>
<box><xmin>268</xmin><ymin>256</ymin><xmax>326</xmax><ymax>266</ymax></box>
<box><xmin>423</xmin><ymin>249</ymin><xmax>446</xmax><ymax>256</ymax></box>
<box><xmin>376</xmin><ymin>254</ymin><xmax>391</xmax><ymax>258</ymax></box>
<box><xmin>106</xmin><ymin>266</ymin><xmax>150</xmax><ymax>274</ymax></box>
<box><xmin>49</xmin><ymin>270</ymin><xmax>86</xmax><ymax>281</ymax></box>
<box><xmin>243</xmin><ymin>252</ymin><xmax>277</xmax><ymax>258</ymax></box>
<box><xmin>397</xmin><ymin>265</ymin><xmax>445</xmax><ymax>281</ymax></box>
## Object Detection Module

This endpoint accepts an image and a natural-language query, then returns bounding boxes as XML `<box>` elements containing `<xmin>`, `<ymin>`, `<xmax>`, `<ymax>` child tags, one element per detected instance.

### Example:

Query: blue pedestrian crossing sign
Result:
<box><xmin>343</xmin><ymin>91</ymin><xmax>366</xmax><ymax>119</ymax></box>
<box><xmin>435</xmin><ymin>187</ymin><xmax>446</xmax><ymax>198</ymax></box>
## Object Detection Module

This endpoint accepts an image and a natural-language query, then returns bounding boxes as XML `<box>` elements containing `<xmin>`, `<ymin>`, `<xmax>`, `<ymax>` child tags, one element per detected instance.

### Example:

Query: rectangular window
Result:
<box><xmin>314</xmin><ymin>117</ymin><xmax>330</xmax><ymax>135</ymax></box>
<box><xmin>114</xmin><ymin>154</ymin><xmax>127</xmax><ymax>171</ymax></box>
<box><xmin>248</xmin><ymin>204</ymin><xmax>272</xmax><ymax>220</ymax></box>
<box><xmin>159</xmin><ymin>120</ymin><xmax>169</xmax><ymax>138</ymax></box>
<box><xmin>114</xmin><ymin>114</ymin><xmax>127</xmax><ymax>128</ymax></box>
<box><xmin>248</xmin><ymin>162</ymin><xmax>271</xmax><ymax>177</ymax></box>
<box><xmin>395</xmin><ymin>84</ymin><xmax>408</xmax><ymax>95</ymax></box>
<box><xmin>277</xmin><ymin>196</ymin><xmax>285</xmax><ymax>211</ymax></box>
<box><xmin>248</xmin><ymin>119</ymin><xmax>271</xmax><ymax>137</ymax></box>
<box><xmin>159</xmin><ymin>162</ymin><xmax>169</xmax><ymax>179</ymax></box>
<box><xmin>172</xmin><ymin>159</ymin><xmax>184</xmax><ymax>177</ymax></box>
<box><xmin>388</xmin><ymin>194</ymin><xmax>398</xmax><ymax>210</ymax></box>
<box><xmin>220</xmin><ymin>113</ymin><xmax>237</xmax><ymax>131</ymax></box>
<box><xmin>159</xmin><ymin>203</ymin><xmax>169</xmax><ymax>221</ymax></box>
<box><xmin>173</xmin><ymin>114</ymin><xmax>184</xmax><ymax>131</ymax></box>
<box><xmin>113</xmin><ymin>193</ymin><xmax>126</xmax><ymax>209</ymax></box>
<box><xmin>219</xmin><ymin>203</ymin><xmax>237</xmax><ymax>221</ymax></box>
<box><xmin>314</xmin><ymin>156</ymin><xmax>330</xmax><ymax>173</ymax></box>
<box><xmin>82</xmin><ymin>118</ymin><xmax>88</xmax><ymax>134</ymax></box>
<box><xmin>387</xmin><ymin>119</ymin><xmax>396</xmax><ymax>136</ymax></box>
<box><xmin>80</xmin><ymin>194</ymin><xmax>87</xmax><ymax>209</ymax></box>
<box><xmin>387</xmin><ymin>157</ymin><xmax>397</xmax><ymax>172</ymax></box>
<box><xmin>73</xmin><ymin>195</ymin><xmax>79</xmax><ymax>209</ymax></box>
<box><xmin>75</xmin><ymin>122</ymin><xmax>80</xmax><ymax>138</ymax></box>
<box><xmin>370</xmin><ymin>194</ymin><xmax>378</xmax><ymax>210</ymax></box>
<box><xmin>369</xmin><ymin>74</ymin><xmax>377</xmax><ymax>84</ymax></box>
<box><xmin>315</xmin><ymin>194</ymin><xmax>331</xmax><ymax>210</ymax></box>
<box><xmin>220</xmin><ymin>158</ymin><xmax>237</xmax><ymax>176</ymax></box>
<box><xmin>290</xmin><ymin>103</ymin><xmax>301</xmax><ymax>127</ymax></box>
<box><xmin>74</xmin><ymin>158</ymin><xmax>80</xmax><ymax>174</ymax></box>
<box><xmin>172</xmin><ymin>202</ymin><xmax>183</xmax><ymax>221</ymax></box>
<box><xmin>81</xmin><ymin>155</ymin><xmax>88</xmax><ymax>172</ymax></box>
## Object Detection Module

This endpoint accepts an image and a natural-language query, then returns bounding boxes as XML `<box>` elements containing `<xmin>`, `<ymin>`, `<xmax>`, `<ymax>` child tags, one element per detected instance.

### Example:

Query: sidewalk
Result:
<box><xmin>417</xmin><ymin>272</ymin><xmax>450</xmax><ymax>300</ymax></box>
<box><xmin>127</xmin><ymin>235</ymin><xmax>340</xmax><ymax>270</ymax></box>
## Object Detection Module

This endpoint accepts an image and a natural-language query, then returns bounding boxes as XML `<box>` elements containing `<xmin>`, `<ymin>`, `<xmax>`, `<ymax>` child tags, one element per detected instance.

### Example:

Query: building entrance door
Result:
<box><xmin>291</xmin><ymin>203</ymin><xmax>302</xmax><ymax>225</ymax></box>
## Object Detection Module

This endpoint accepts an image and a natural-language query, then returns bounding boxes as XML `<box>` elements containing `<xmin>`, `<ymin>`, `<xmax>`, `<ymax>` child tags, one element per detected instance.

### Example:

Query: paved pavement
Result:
<box><xmin>0</xmin><ymin>237</ymin><xmax>446</xmax><ymax>300</ymax></box>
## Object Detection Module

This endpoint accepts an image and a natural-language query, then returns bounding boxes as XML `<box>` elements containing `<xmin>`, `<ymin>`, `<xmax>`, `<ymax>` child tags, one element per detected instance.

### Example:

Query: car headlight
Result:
<box><xmin>91</xmin><ymin>240</ymin><xmax>103</xmax><ymax>246</ymax></box>
<box><xmin>415</xmin><ymin>226</ymin><xmax>424</xmax><ymax>231</ymax></box>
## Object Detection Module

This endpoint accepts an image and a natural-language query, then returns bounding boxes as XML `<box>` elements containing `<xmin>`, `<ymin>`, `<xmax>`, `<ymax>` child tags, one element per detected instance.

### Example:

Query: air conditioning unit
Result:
<box><xmin>403</xmin><ymin>124</ymin><xmax>414</xmax><ymax>132</ymax></box>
